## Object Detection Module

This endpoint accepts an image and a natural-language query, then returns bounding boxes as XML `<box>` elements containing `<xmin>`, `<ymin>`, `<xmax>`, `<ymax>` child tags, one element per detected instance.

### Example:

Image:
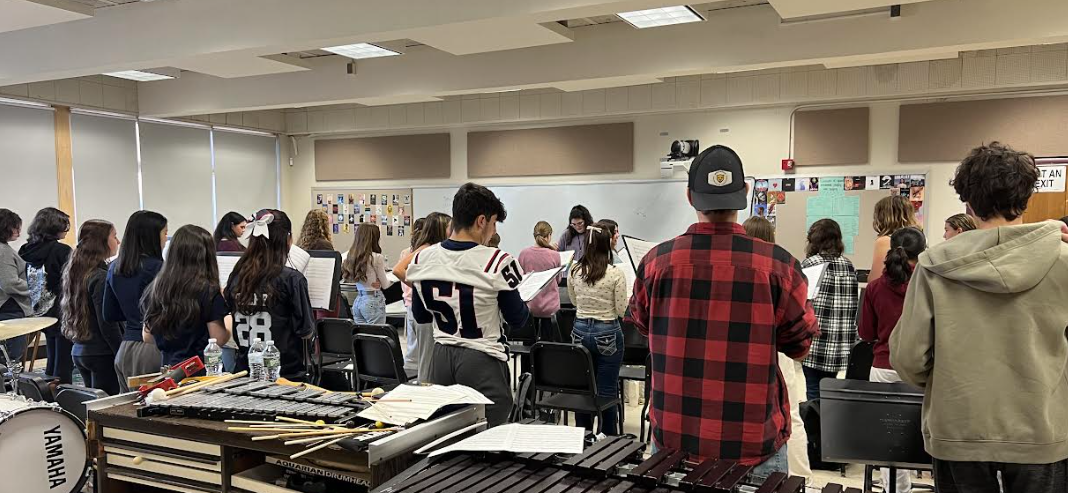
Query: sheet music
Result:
<box><xmin>386</xmin><ymin>272</ymin><xmax>401</xmax><ymax>285</ymax></box>
<box><xmin>622</xmin><ymin>237</ymin><xmax>657</xmax><ymax>272</ymax></box>
<box><xmin>802</xmin><ymin>263</ymin><xmax>828</xmax><ymax>300</ymax></box>
<box><xmin>218</xmin><ymin>255</ymin><xmax>240</xmax><ymax>287</ymax></box>
<box><xmin>357</xmin><ymin>384</ymin><xmax>494</xmax><ymax>426</ymax></box>
<box><xmin>517</xmin><ymin>267</ymin><xmax>564</xmax><ymax>302</ymax></box>
<box><xmin>287</xmin><ymin>246</ymin><xmax>311</xmax><ymax>274</ymax></box>
<box><xmin>559</xmin><ymin>250</ymin><xmax>575</xmax><ymax>267</ymax></box>
<box><xmin>618</xmin><ymin>248</ymin><xmax>637</xmax><ymax>299</ymax></box>
<box><xmin>304</xmin><ymin>257</ymin><xmax>337</xmax><ymax>309</ymax></box>
<box><xmin>385</xmin><ymin>300</ymin><xmax>407</xmax><ymax>316</ymax></box>
<box><xmin>428</xmin><ymin>424</ymin><xmax>585</xmax><ymax>457</ymax></box>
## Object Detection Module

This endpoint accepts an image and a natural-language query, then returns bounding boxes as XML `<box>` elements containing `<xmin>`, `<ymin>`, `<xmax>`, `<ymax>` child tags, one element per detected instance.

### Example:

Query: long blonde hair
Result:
<box><xmin>297</xmin><ymin>209</ymin><xmax>332</xmax><ymax>250</ymax></box>
<box><xmin>533</xmin><ymin>221</ymin><xmax>553</xmax><ymax>249</ymax></box>
<box><xmin>873</xmin><ymin>195</ymin><xmax>918</xmax><ymax>236</ymax></box>
<box><xmin>343</xmin><ymin>223</ymin><xmax>381</xmax><ymax>283</ymax></box>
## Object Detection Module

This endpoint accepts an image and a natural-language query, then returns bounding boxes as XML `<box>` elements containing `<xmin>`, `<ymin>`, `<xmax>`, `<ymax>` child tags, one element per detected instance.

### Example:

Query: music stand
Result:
<box><xmin>820</xmin><ymin>379</ymin><xmax>932</xmax><ymax>492</ymax></box>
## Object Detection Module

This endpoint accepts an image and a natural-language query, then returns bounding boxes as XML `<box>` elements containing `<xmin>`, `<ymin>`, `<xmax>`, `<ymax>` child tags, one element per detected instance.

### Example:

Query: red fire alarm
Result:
<box><xmin>781</xmin><ymin>158</ymin><xmax>796</xmax><ymax>173</ymax></box>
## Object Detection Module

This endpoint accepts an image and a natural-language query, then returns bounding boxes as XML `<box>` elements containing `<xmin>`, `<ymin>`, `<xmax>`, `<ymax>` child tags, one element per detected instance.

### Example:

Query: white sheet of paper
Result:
<box><xmin>357</xmin><ymin>384</ymin><xmax>494</xmax><ymax>426</ymax></box>
<box><xmin>386</xmin><ymin>272</ymin><xmax>401</xmax><ymax>285</ymax></box>
<box><xmin>619</xmin><ymin>249</ymin><xmax>637</xmax><ymax>299</ymax></box>
<box><xmin>217</xmin><ymin>255</ymin><xmax>240</xmax><ymax>287</ymax></box>
<box><xmin>287</xmin><ymin>245</ymin><xmax>311</xmax><ymax>273</ymax></box>
<box><xmin>622</xmin><ymin>238</ymin><xmax>657</xmax><ymax>273</ymax></box>
<box><xmin>385</xmin><ymin>300</ymin><xmax>407</xmax><ymax>316</ymax></box>
<box><xmin>517</xmin><ymin>267</ymin><xmax>564</xmax><ymax>302</ymax></box>
<box><xmin>802</xmin><ymin>263</ymin><xmax>828</xmax><ymax>300</ymax></box>
<box><xmin>559</xmin><ymin>250</ymin><xmax>575</xmax><ymax>267</ymax></box>
<box><xmin>429</xmin><ymin>424</ymin><xmax>585</xmax><ymax>457</ymax></box>
<box><xmin>304</xmin><ymin>257</ymin><xmax>337</xmax><ymax>310</ymax></box>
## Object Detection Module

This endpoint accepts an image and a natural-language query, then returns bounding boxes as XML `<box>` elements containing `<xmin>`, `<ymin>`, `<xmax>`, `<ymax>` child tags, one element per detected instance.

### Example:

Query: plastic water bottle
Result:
<box><xmin>203</xmin><ymin>338</ymin><xmax>223</xmax><ymax>376</ymax></box>
<box><xmin>248</xmin><ymin>338</ymin><xmax>265</xmax><ymax>381</ymax></box>
<box><xmin>262</xmin><ymin>340</ymin><xmax>281</xmax><ymax>382</ymax></box>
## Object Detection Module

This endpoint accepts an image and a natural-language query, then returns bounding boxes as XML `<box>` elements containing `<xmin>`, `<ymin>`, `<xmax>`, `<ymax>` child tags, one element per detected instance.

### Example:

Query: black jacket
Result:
<box><xmin>19</xmin><ymin>239</ymin><xmax>72</xmax><ymax>297</ymax></box>
<box><xmin>19</xmin><ymin>239</ymin><xmax>71</xmax><ymax>330</ymax></box>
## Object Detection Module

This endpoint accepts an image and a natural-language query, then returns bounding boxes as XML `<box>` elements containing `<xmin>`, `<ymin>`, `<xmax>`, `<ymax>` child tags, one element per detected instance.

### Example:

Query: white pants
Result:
<box><xmin>870</xmin><ymin>367</ymin><xmax>912</xmax><ymax>493</ymax></box>
<box><xmin>779</xmin><ymin>354</ymin><xmax>812</xmax><ymax>480</ymax></box>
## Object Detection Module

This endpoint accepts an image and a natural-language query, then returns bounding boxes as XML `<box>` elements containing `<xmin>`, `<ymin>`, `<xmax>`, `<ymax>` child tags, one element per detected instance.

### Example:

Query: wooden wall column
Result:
<box><xmin>54</xmin><ymin>105</ymin><xmax>75</xmax><ymax>245</ymax></box>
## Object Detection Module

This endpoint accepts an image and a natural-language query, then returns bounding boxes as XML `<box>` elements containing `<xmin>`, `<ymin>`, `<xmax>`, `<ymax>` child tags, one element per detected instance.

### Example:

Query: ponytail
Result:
<box><xmin>884</xmin><ymin>227</ymin><xmax>926</xmax><ymax>285</ymax></box>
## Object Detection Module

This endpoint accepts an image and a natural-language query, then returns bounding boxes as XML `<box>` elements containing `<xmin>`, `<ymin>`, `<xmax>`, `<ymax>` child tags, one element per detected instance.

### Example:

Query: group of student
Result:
<box><xmin>1</xmin><ymin>139</ymin><xmax>1064</xmax><ymax>492</ymax></box>
<box><xmin>0</xmin><ymin>207</ymin><xmax>316</xmax><ymax>396</ymax></box>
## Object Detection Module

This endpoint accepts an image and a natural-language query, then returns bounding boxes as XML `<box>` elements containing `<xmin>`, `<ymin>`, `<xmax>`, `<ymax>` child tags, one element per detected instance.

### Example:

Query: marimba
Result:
<box><xmin>380</xmin><ymin>435</ymin><xmax>862</xmax><ymax>493</ymax></box>
<box><xmin>138</xmin><ymin>378</ymin><xmax>368</xmax><ymax>423</ymax></box>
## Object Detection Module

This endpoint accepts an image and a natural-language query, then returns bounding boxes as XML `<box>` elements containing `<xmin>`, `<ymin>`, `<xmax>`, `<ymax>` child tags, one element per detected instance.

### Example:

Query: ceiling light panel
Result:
<box><xmin>617</xmin><ymin>6</ymin><xmax>704</xmax><ymax>29</ymax></box>
<box><xmin>321</xmin><ymin>43</ymin><xmax>400</xmax><ymax>59</ymax></box>
<box><xmin>103</xmin><ymin>70</ymin><xmax>173</xmax><ymax>81</ymax></box>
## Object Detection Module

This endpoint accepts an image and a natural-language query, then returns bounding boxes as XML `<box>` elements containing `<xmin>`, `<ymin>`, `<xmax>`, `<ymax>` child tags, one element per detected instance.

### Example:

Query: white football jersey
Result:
<box><xmin>407</xmin><ymin>242</ymin><xmax>524</xmax><ymax>361</ymax></box>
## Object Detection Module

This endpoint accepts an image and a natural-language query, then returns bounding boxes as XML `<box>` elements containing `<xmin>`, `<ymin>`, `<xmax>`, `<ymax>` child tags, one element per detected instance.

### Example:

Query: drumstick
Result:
<box><xmin>275</xmin><ymin>416</ymin><xmax>330</xmax><ymax>426</ymax></box>
<box><xmin>165</xmin><ymin>371</ymin><xmax>248</xmax><ymax>397</ymax></box>
<box><xmin>228</xmin><ymin>427</ymin><xmax>330</xmax><ymax>433</ymax></box>
<box><xmin>284</xmin><ymin>433</ymin><xmax>360</xmax><ymax>445</ymax></box>
<box><xmin>251</xmin><ymin>427</ymin><xmax>396</xmax><ymax>441</ymax></box>
<box><xmin>290</xmin><ymin>436</ymin><xmax>348</xmax><ymax>460</ymax></box>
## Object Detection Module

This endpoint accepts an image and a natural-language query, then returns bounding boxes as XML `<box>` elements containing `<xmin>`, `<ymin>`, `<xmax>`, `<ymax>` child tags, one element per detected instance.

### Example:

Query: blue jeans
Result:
<box><xmin>222</xmin><ymin>346</ymin><xmax>237</xmax><ymax>373</ymax></box>
<box><xmin>352</xmin><ymin>290</ymin><xmax>386</xmax><ymax>325</ymax></box>
<box><xmin>802</xmin><ymin>365</ymin><xmax>837</xmax><ymax>402</ymax></box>
<box><xmin>572</xmin><ymin>318</ymin><xmax>624</xmax><ymax>435</ymax></box>
<box><xmin>650</xmin><ymin>442</ymin><xmax>789</xmax><ymax>481</ymax></box>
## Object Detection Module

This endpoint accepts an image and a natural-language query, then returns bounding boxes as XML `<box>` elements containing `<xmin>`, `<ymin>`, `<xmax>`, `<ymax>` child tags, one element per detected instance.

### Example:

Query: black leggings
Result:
<box><xmin>46</xmin><ymin>329</ymin><xmax>74</xmax><ymax>384</ymax></box>
<box><xmin>74</xmin><ymin>354</ymin><xmax>120</xmax><ymax>396</ymax></box>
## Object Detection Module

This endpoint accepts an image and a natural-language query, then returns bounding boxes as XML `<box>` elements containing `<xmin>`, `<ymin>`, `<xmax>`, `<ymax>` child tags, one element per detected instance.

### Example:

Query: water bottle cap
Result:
<box><xmin>208</xmin><ymin>338</ymin><xmax>216</xmax><ymax>343</ymax></box>
<box><xmin>265</xmin><ymin>340</ymin><xmax>274</xmax><ymax>344</ymax></box>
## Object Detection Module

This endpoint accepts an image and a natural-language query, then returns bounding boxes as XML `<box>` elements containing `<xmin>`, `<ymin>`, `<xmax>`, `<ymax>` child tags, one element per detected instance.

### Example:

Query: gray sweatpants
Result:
<box><xmin>415</xmin><ymin>322</ymin><xmax>435</xmax><ymax>383</ymax></box>
<box><xmin>426</xmin><ymin>343</ymin><xmax>512</xmax><ymax>427</ymax></box>
<box><xmin>114</xmin><ymin>340</ymin><xmax>162</xmax><ymax>392</ymax></box>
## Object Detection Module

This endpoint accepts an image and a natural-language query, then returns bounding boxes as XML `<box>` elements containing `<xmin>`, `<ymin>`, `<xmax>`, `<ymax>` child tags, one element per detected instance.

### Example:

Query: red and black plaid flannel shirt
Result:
<box><xmin>625</xmin><ymin>222</ymin><xmax>819</xmax><ymax>465</ymax></box>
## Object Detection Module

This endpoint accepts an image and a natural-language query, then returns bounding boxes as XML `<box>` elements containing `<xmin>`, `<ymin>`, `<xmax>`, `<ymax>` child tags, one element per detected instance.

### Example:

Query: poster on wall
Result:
<box><xmin>1037</xmin><ymin>165</ymin><xmax>1067</xmax><ymax>192</ymax></box>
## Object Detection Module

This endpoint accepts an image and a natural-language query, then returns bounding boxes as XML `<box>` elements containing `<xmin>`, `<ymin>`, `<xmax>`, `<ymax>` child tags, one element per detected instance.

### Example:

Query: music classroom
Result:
<box><xmin>1</xmin><ymin>2</ymin><xmax>1068</xmax><ymax>492</ymax></box>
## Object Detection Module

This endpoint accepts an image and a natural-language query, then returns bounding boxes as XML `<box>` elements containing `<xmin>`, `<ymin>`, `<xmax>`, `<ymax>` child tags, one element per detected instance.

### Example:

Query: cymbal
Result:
<box><xmin>0</xmin><ymin>317</ymin><xmax>58</xmax><ymax>340</ymax></box>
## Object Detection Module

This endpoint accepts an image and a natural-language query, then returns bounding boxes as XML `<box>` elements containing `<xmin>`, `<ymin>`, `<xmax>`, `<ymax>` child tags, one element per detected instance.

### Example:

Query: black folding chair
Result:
<box><xmin>556</xmin><ymin>308</ymin><xmax>577</xmax><ymax>343</ymax></box>
<box><xmin>531</xmin><ymin>342</ymin><xmax>623</xmax><ymax>435</ymax></box>
<box><xmin>314</xmin><ymin>318</ymin><xmax>357</xmax><ymax>390</ymax></box>
<box><xmin>617</xmin><ymin>319</ymin><xmax>648</xmax><ymax>432</ymax></box>
<box><xmin>351</xmin><ymin>333</ymin><xmax>412</xmax><ymax>390</ymax></box>
<box><xmin>507</xmin><ymin>318</ymin><xmax>539</xmax><ymax>390</ymax></box>
<box><xmin>820</xmin><ymin>379</ymin><xmax>933</xmax><ymax>492</ymax></box>
<box><xmin>845</xmin><ymin>340</ymin><xmax>876</xmax><ymax>381</ymax></box>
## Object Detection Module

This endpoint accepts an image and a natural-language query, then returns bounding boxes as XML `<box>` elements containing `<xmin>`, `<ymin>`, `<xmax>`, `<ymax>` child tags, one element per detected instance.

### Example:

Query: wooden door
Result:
<box><xmin>1022</xmin><ymin>190</ymin><xmax>1068</xmax><ymax>223</ymax></box>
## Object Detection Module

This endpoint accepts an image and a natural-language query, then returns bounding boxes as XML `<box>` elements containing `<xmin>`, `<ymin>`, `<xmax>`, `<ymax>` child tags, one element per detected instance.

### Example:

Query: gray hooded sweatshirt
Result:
<box><xmin>891</xmin><ymin>221</ymin><xmax>1068</xmax><ymax>464</ymax></box>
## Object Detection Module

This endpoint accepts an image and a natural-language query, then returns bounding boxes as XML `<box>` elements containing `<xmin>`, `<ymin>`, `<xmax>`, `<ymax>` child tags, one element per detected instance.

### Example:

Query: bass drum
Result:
<box><xmin>0</xmin><ymin>394</ymin><xmax>89</xmax><ymax>493</ymax></box>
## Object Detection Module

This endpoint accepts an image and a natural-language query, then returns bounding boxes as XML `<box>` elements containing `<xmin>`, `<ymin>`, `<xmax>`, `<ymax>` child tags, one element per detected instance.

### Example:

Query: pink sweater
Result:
<box><xmin>518</xmin><ymin>246</ymin><xmax>562</xmax><ymax>318</ymax></box>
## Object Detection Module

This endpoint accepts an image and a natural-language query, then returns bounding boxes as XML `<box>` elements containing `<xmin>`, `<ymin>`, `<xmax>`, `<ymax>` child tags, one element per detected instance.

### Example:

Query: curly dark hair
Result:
<box><xmin>951</xmin><ymin>142</ymin><xmax>1038</xmax><ymax>222</ymax></box>
<box><xmin>805</xmin><ymin>218</ymin><xmax>844</xmax><ymax>258</ymax></box>
<box><xmin>26</xmin><ymin>207</ymin><xmax>70</xmax><ymax>245</ymax></box>
<box><xmin>0</xmin><ymin>209</ymin><xmax>22</xmax><ymax>243</ymax></box>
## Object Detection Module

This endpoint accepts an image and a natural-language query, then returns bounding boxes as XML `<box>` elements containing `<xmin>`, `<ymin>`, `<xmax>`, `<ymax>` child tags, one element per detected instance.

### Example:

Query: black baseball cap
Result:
<box><xmin>687</xmin><ymin>145</ymin><xmax>747</xmax><ymax>211</ymax></box>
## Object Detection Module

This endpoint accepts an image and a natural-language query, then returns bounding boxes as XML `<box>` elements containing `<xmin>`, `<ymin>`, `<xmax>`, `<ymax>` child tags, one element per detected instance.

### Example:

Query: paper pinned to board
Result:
<box><xmin>428</xmin><ymin>424</ymin><xmax>585</xmax><ymax>457</ymax></box>
<box><xmin>357</xmin><ymin>384</ymin><xmax>493</xmax><ymax>426</ymax></box>
<box><xmin>802</xmin><ymin>263</ymin><xmax>828</xmax><ymax>300</ymax></box>
<box><xmin>517</xmin><ymin>266</ymin><xmax>565</xmax><ymax>302</ymax></box>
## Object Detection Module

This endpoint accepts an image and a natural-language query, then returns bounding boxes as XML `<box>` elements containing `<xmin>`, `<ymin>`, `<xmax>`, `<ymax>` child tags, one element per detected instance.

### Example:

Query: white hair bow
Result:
<box><xmin>587</xmin><ymin>225</ymin><xmax>603</xmax><ymax>245</ymax></box>
<box><xmin>242</xmin><ymin>213</ymin><xmax>274</xmax><ymax>240</ymax></box>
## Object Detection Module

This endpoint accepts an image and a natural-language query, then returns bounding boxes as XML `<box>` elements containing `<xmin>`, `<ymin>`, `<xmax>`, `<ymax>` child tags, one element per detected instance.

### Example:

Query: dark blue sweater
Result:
<box><xmin>102</xmin><ymin>256</ymin><xmax>164</xmax><ymax>342</ymax></box>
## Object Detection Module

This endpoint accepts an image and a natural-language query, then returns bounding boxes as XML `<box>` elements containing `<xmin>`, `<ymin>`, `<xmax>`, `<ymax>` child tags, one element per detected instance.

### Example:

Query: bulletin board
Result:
<box><xmin>749</xmin><ymin>174</ymin><xmax>928</xmax><ymax>270</ymax></box>
<box><xmin>310</xmin><ymin>188</ymin><xmax>415</xmax><ymax>267</ymax></box>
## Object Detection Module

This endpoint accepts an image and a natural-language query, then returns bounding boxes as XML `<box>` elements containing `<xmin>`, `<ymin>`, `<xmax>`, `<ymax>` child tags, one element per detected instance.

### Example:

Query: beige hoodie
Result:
<box><xmin>891</xmin><ymin>221</ymin><xmax>1068</xmax><ymax>464</ymax></box>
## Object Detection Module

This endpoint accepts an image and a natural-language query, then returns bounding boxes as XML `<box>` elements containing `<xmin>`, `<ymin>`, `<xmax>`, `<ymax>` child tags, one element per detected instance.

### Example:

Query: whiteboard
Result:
<box><xmin>413</xmin><ymin>179</ymin><xmax>754</xmax><ymax>258</ymax></box>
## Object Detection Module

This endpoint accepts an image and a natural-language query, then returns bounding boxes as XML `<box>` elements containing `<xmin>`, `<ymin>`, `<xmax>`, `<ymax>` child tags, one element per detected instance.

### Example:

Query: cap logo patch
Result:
<box><xmin>709</xmin><ymin>170</ymin><xmax>733</xmax><ymax>187</ymax></box>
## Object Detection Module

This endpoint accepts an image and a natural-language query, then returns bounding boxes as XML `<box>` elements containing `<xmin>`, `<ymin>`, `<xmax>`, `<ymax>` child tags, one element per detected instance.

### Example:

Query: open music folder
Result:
<box><xmin>517</xmin><ymin>265</ymin><xmax>566</xmax><ymax>302</ymax></box>
<box><xmin>218</xmin><ymin>250</ymin><xmax>342</xmax><ymax>311</ymax></box>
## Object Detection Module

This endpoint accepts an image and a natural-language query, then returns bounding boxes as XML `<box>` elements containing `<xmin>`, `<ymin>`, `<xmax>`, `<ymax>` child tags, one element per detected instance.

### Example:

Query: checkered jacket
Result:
<box><xmin>800</xmin><ymin>254</ymin><xmax>859</xmax><ymax>373</ymax></box>
<box><xmin>625</xmin><ymin>222</ymin><xmax>820</xmax><ymax>465</ymax></box>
